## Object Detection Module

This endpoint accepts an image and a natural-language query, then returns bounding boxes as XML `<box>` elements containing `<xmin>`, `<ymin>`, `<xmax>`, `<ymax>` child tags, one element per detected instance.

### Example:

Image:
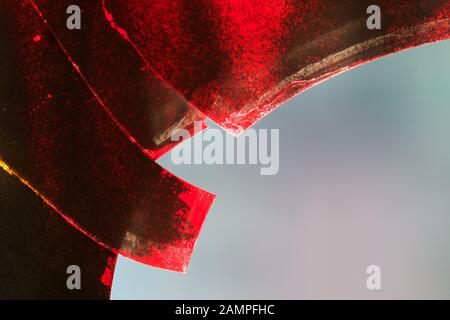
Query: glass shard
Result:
<box><xmin>104</xmin><ymin>0</ymin><xmax>450</xmax><ymax>133</ymax></box>
<box><xmin>0</xmin><ymin>168</ymin><xmax>116</xmax><ymax>299</ymax></box>
<box><xmin>33</xmin><ymin>0</ymin><xmax>207</xmax><ymax>159</ymax></box>
<box><xmin>0</xmin><ymin>0</ymin><xmax>214</xmax><ymax>273</ymax></box>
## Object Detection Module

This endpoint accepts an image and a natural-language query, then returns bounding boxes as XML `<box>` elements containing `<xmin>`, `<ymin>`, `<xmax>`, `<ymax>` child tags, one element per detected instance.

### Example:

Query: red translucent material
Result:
<box><xmin>0</xmin><ymin>0</ymin><xmax>214</xmax><ymax>273</ymax></box>
<box><xmin>105</xmin><ymin>0</ymin><xmax>450</xmax><ymax>133</ymax></box>
<box><xmin>0</xmin><ymin>169</ymin><xmax>116</xmax><ymax>299</ymax></box>
<box><xmin>33</xmin><ymin>0</ymin><xmax>208</xmax><ymax>159</ymax></box>
<box><xmin>2</xmin><ymin>0</ymin><xmax>450</xmax><ymax>299</ymax></box>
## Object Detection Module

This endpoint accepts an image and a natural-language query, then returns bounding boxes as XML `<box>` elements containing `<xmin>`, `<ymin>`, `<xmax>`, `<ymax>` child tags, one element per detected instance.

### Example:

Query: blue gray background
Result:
<box><xmin>112</xmin><ymin>40</ymin><xmax>450</xmax><ymax>299</ymax></box>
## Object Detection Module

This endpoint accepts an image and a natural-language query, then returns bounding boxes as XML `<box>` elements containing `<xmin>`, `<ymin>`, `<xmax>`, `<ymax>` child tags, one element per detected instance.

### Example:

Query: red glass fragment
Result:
<box><xmin>31</xmin><ymin>0</ymin><xmax>207</xmax><ymax>159</ymax></box>
<box><xmin>2</xmin><ymin>0</ymin><xmax>450</xmax><ymax>299</ymax></box>
<box><xmin>0</xmin><ymin>168</ymin><xmax>116</xmax><ymax>299</ymax></box>
<box><xmin>105</xmin><ymin>0</ymin><xmax>450</xmax><ymax>133</ymax></box>
<box><xmin>0</xmin><ymin>0</ymin><xmax>214</xmax><ymax>273</ymax></box>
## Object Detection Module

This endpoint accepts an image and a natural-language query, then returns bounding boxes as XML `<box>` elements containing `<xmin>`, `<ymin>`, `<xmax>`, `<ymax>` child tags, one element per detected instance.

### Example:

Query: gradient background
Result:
<box><xmin>112</xmin><ymin>40</ymin><xmax>450</xmax><ymax>299</ymax></box>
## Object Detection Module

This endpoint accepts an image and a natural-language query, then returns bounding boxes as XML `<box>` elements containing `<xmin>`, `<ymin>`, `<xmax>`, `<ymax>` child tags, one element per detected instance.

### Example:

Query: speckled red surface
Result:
<box><xmin>105</xmin><ymin>0</ymin><xmax>450</xmax><ymax>133</ymax></box>
<box><xmin>1</xmin><ymin>0</ymin><xmax>450</xmax><ymax>299</ymax></box>
<box><xmin>0</xmin><ymin>0</ymin><xmax>214</xmax><ymax>278</ymax></box>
